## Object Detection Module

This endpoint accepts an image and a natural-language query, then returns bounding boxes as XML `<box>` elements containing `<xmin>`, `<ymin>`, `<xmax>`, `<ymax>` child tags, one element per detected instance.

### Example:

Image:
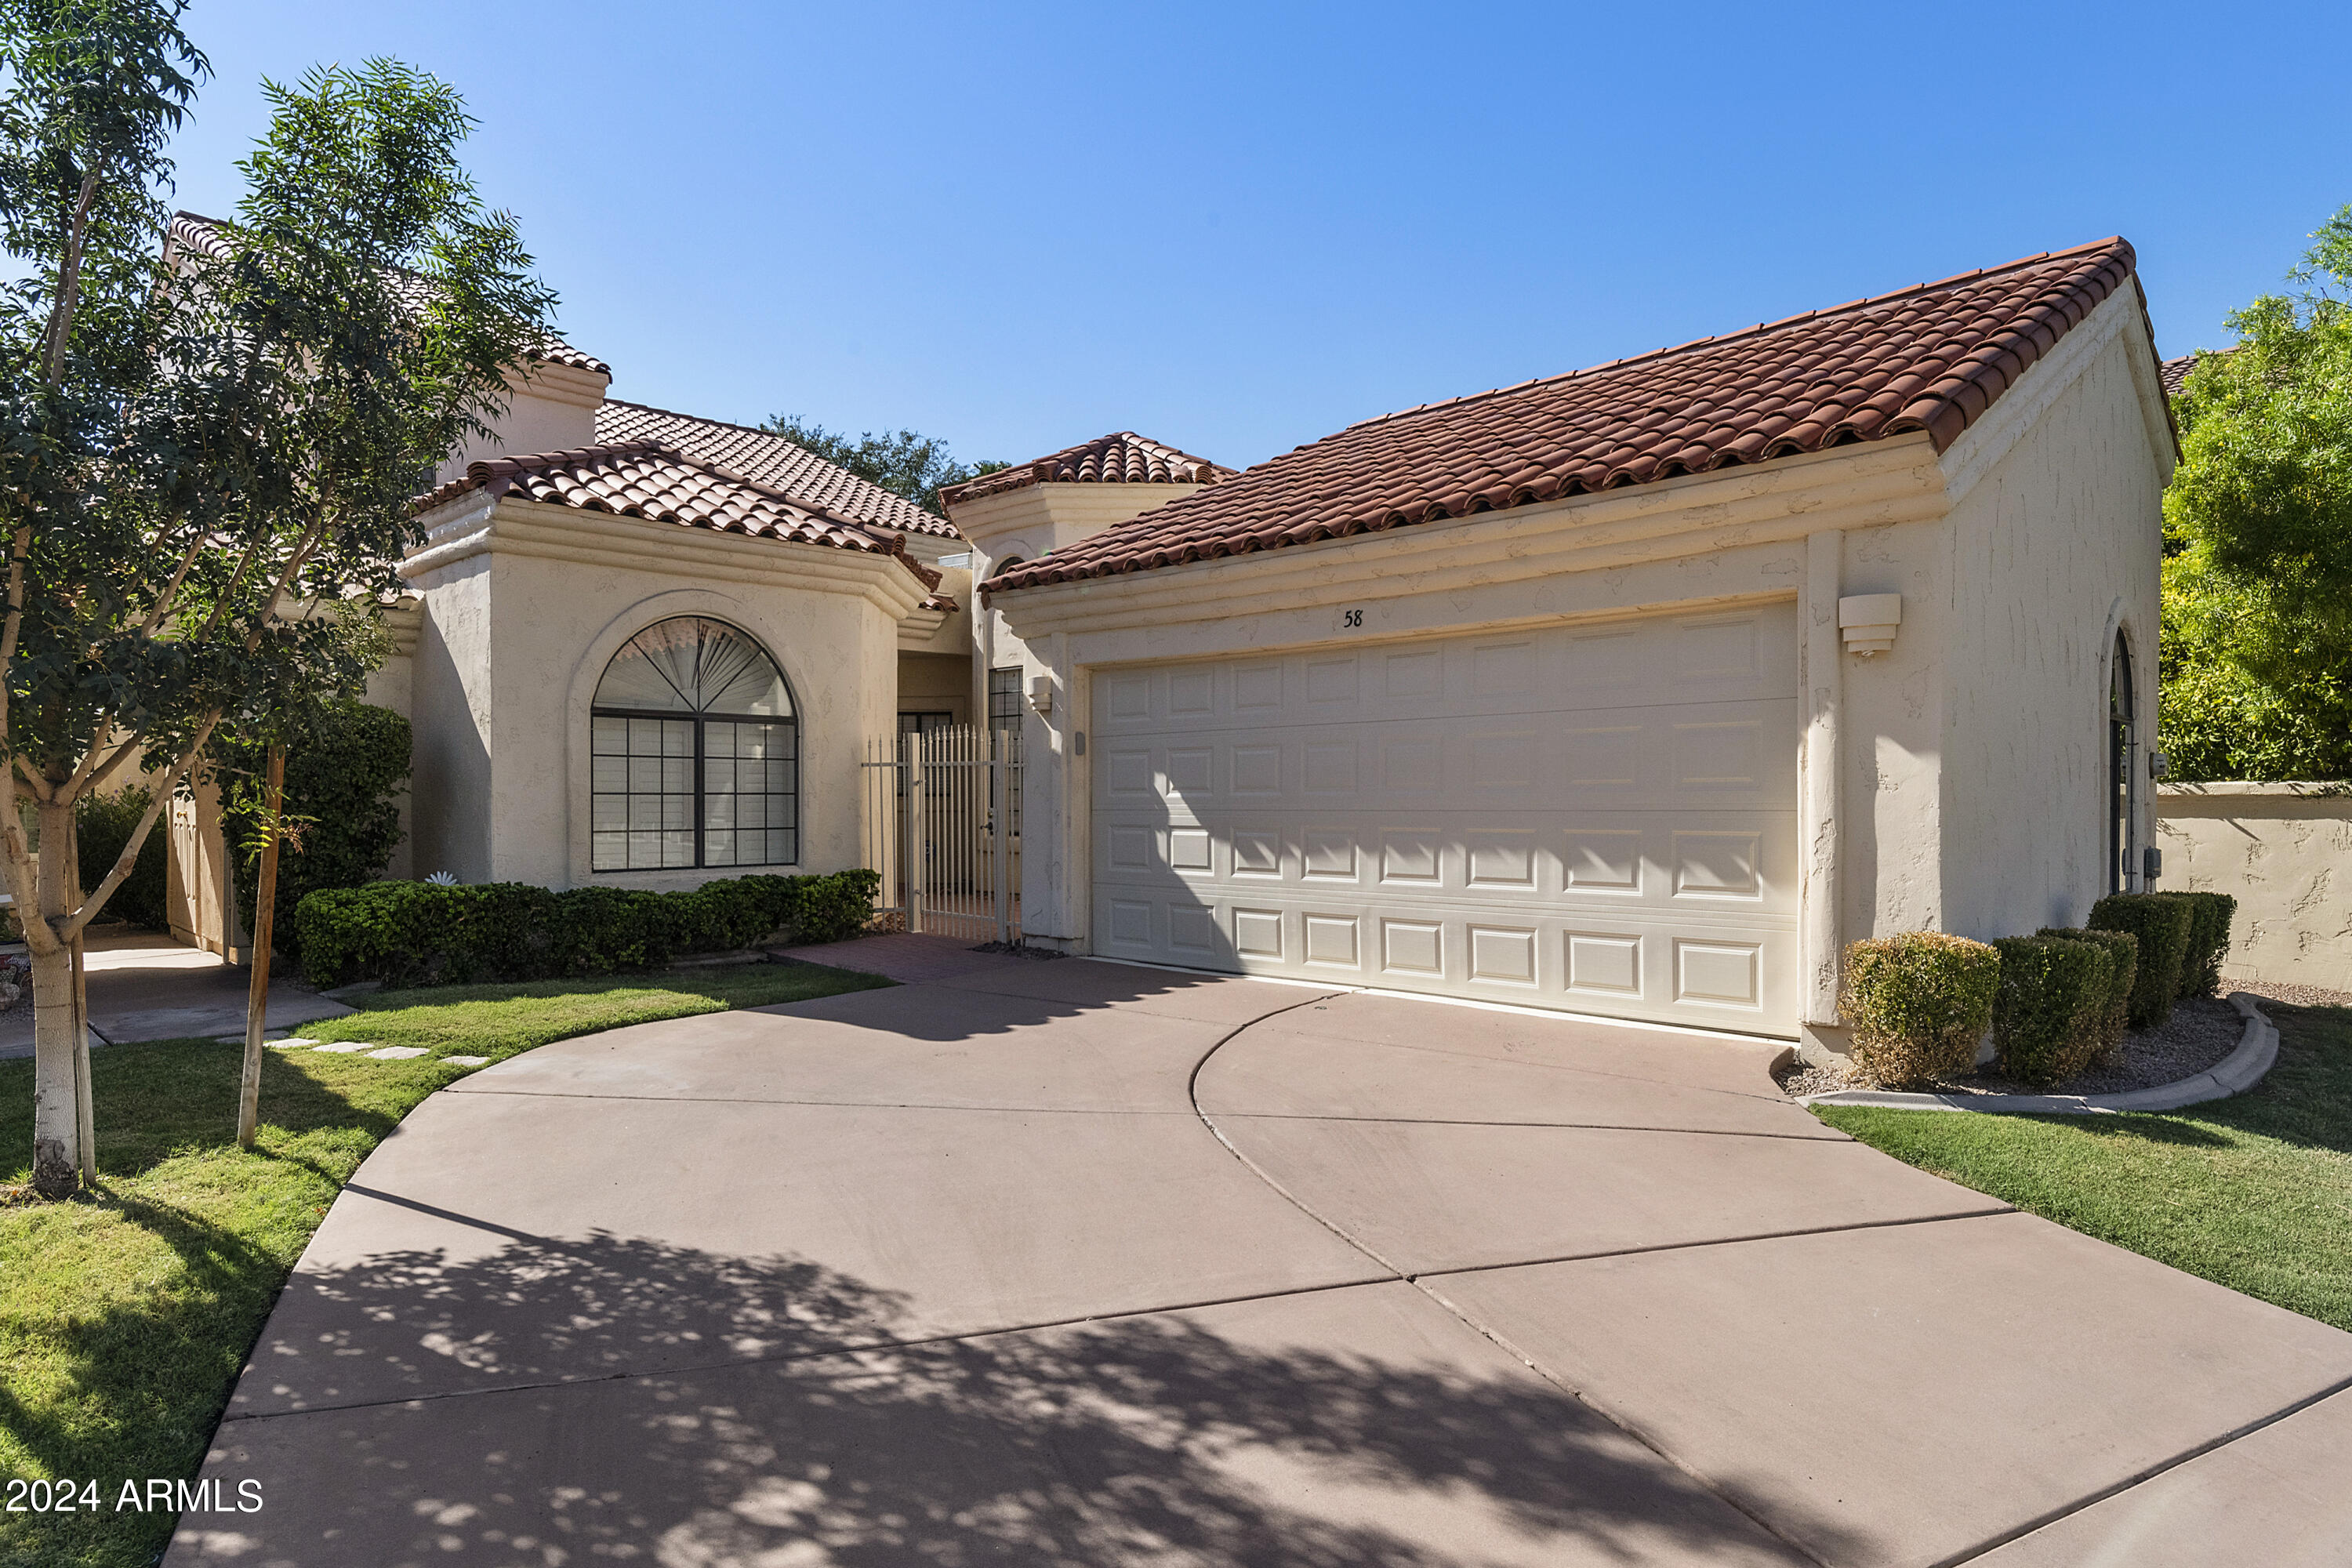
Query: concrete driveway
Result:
<box><xmin>172</xmin><ymin>946</ymin><xmax>2352</xmax><ymax>1566</ymax></box>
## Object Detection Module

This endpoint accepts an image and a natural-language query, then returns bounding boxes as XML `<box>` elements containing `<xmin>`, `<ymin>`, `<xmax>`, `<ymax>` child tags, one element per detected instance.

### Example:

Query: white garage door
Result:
<box><xmin>1090</xmin><ymin>603</ymin><xmax>1799</xmax><ymax>1036</ymax></box>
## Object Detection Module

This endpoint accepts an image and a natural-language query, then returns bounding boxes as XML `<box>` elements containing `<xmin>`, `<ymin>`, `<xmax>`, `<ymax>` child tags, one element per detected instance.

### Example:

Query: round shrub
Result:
<box><xmin>2036</xmin><ymin>927</ymin><xmax>2139</xmax><ymax>1061</ymax></box>
<box><xmin>1841</xmin><ymin>931</ymin><xmax>2001</xmax><ymax>1089</ymax></box>
<box><xmin>2169</xmin><ymin>891</ymin><xmax>2238</xmax><ymax>1000</ymax></box>
<box><xmin>2087</xmin><ymin>894</ymin><xmax>2194</xmax><ymax>1029</ymax></box>
<box><xmin>1992</xmin><ymin>935</ymin><xmax>2112</xmax><ymax>1086</ymax></box>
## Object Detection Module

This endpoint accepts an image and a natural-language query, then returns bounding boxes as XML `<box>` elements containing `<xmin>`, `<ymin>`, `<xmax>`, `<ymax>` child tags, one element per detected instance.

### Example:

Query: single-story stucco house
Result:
<box><xmin>169</xmin><ymin>233</ymin><xmax>2175</xmax><ymax>1062</ymax></box>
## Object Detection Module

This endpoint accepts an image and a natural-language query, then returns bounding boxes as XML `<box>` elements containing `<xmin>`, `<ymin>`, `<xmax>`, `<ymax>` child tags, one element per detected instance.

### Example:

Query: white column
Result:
<box><xmin>1802</xmin><ymin>529</ymin><xmax>1845</xmax><ymax>1036</ymax></box>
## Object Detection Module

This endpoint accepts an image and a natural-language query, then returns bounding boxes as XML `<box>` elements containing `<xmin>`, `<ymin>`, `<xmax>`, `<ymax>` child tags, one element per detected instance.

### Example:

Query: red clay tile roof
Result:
<box><xmin>596</xmin><ymin>400</ymin><xmax>960</xmax><ymax>539</ymax></box>
<box><xmin>918</xmin><ymin>590</ymin><xmax>959</xmax><ymax>613</ymax></box>
<box><xmin>938</xmin><ymin>433</ymin><xmax>1234</xmax><ymax>506</ymax></box>
<box><xmin>417</xmin><ymin>440</ymin><xmax>939</xmax><ymax>589</ymax></box>
<box><xmin>989</xmin><ymin>239</ymin><xmax>2156</xmax><ymax>594</ymax></box>
<box><xmin>168</xmin><ymin>212</ymin><xmax>611</xmax><ymax>377</ymax></box>
<box><xmin>2161</xmin><ymin>350</ymin><xmax>2227</xmax><ymax>398</ymax></box>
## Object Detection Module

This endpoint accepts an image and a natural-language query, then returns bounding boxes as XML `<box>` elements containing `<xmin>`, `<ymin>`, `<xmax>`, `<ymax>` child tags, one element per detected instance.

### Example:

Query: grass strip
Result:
<box><xmin>0</xmin><ymin>959</ymin><xmax>889</xmax><ymax>1568</ymax></box>
<box><xmin>1819</xmin><ymin>998</ymin><xmax>2352</xmax><ymax>1332</ymax></box>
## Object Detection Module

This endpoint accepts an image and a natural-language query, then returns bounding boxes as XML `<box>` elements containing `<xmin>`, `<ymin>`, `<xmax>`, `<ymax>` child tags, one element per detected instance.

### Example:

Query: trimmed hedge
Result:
<box><xmin>1842</xmin><ymin>931</ymin><xmax>2001</xmax><ymax>1089</ymax></box>
<box><xmin>76</xmin><ymin>787</ymin><xmax>170</xmax><ymax>931</ymax></box>
<box><xmin>216</xmin><ymin>701</ymin><xmax>412</xmax><ymax>960</ymax></box>
<box><xmin>2088</xmin><ymin>893</ymin><xmax>2194</xmax><ymax>1029</ymax></box>
<box><xmin>2169</xmin><ymin>891</ymin><xmax>2238</xmax><ymax>1000</ymax></box>
<box><xmin>2036</xmin><ymin>926</ymin><xmax>2138</xmax><ymax>1061</ymax></box>
<box><xmin>1991</xmin><ymin>935</ymin><xmax>2112</xmax><ymax>1086</ymax></box>
<box><xmin>293</xmin><ymin>869</ymin><xmax>882</xmax><ymax>989</ymax></box>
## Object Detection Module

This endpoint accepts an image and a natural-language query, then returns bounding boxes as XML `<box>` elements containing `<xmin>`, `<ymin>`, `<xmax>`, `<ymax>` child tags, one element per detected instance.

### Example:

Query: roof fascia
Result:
<box><xmin>994</xmin><ymin>435</ymin><xmax>1947</xmax><ymax>641</ymax></box>
<box><xmin>1935</xmin><ymin>285</ymin><xmax>2176</xmax><ymax>507</ymax></box>
<box><xmin>398</xmin><ymin>495</ymin><xmax>929</xmax><ymax>619</ymax></box>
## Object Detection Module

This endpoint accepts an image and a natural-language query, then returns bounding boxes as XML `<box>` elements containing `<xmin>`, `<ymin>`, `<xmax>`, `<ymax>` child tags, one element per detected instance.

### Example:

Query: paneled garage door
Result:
<box><xmin>1090</xmin><ymin>603</ymin><xmax>1799</xmax><ymax>1036</ymax></box>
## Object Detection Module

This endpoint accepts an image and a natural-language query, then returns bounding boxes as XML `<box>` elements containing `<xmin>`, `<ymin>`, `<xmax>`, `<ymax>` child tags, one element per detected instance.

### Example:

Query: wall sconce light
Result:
<box><xmin>1838</xmin><ymin>593</ymin><xmax>1903</xmax><ymax>655</ymax></box>
<box><xmin>1029</xmin><ymin>674</ymin><xmax>1054</xmax><ymax>716</ymax></box>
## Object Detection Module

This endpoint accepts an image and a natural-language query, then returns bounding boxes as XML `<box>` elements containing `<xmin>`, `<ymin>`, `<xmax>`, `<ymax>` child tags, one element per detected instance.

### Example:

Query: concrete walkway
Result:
<box><xmin>171</xmin><ymin>943</ymin><xmax>2352</xmax><ymax>1566</ymax></box>
<box><xmin>0</xmin><ymin>931</ymin><xmax>353</xmax><ymax>1058</ymax></box>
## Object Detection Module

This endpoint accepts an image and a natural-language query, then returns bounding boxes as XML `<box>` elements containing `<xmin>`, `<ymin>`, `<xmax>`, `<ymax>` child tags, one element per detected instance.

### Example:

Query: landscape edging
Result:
<box><xmin>1799</xmin><ymin>993</ymin><xmax>2278</xmax><ymax>1116</ymax></box>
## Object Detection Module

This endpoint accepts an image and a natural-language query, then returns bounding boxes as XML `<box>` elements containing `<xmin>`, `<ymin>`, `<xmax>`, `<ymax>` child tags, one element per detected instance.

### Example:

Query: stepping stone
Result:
<box><xmin>368</xmin><ymin>1046</ymin><xmax>429</xmax><ymax>1060</ymax></box>
<box><xmin>310</xmin><ymin>1042</ymin><xmax>370</xmax><ymax>1054</ymax></box>
<box><xmin>442</xmin><ymin>1055</ymin><xmax>491</xmax><ymax>1066</ymax></box>
<box><xmin>267</xmin><ymin>1038</ymin><xmax>318</xmax><ymax>1050</ymax></box>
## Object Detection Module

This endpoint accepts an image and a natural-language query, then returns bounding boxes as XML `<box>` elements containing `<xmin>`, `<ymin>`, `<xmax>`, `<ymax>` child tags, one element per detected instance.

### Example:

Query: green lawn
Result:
<box><xmin>1820</xmin><ymin>997</ymin><xmax>2352</xmax><ymax>1333</ymax></box>
<box><xmin>0</xmin><ymin>960</ymin><xmax>890</xmax><ymax>1568</ymax></box>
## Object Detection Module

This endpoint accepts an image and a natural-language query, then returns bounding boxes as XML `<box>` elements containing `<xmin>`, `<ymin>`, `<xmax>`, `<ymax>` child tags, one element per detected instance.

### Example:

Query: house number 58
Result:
<box><xmin>1339</xmin><ymin>608</ymin><xmax>1365</xmax><ymax>629</ymax></box>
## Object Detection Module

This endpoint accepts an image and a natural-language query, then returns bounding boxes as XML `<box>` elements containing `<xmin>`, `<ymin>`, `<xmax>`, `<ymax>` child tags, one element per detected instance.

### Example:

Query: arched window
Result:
<box><xmin>590</xmin><ymin>617</ymin><xmax>797</xmax><ymax>872</ymax></box>
<box><xmin>2108</xmin><ymin>630</ymin><xmax>2135</xmax><ymax>893</ymax></box>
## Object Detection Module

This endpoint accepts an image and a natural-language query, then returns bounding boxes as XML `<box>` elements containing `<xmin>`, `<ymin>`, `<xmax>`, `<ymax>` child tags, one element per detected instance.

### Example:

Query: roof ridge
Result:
<box><xmin>597</xmin><ymin>397</ymin><xmax>961</xmax><ymax>539</ymax></box>
<box><xmin>1345</xmin><ymin>237</ymin><xmax>2132</xmax><ymax>434</ymax></box>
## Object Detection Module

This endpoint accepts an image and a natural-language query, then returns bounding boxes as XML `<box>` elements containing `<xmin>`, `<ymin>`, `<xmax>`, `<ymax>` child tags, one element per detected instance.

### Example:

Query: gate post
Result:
<box><xmin>905</xmin><ymin>731</ymin><xmax>925</xmax><ymax>935</ymax></box>
<box><xmin>991</xmin><ymin>728</ymin><xmax>1012</xmax><ymax>946</ymax></box>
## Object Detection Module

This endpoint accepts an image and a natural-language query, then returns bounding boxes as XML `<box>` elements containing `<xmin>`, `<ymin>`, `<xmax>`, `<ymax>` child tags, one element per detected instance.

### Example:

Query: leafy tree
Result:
<box><xmin>0</xmin><ymin>8</ymin><xmax>557</xmax><ymax>1196</ymax></box>
<box><xmin>2160</xmin><ymin>207</ymin><xmax>2352</xmax><ymax>782</ymax></box>
<box><xmin>760</xmin><ymin>413</ymin><xmax>1004</xmax><ymax>517</ymax></box>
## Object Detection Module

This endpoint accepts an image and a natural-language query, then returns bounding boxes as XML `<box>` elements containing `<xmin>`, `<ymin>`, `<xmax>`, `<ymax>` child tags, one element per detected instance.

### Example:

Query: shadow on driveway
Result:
<box><xmin>180</xmin><ymin>1224</ymin><xmax>1841</xmax><ymax>1566</ymax></box>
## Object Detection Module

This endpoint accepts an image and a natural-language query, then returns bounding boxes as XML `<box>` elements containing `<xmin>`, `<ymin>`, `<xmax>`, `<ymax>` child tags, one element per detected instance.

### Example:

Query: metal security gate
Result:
<box><xmin>862</xmin><ymin>724</ymin><xmax>1022</xmax><ymax>942</ymax></box>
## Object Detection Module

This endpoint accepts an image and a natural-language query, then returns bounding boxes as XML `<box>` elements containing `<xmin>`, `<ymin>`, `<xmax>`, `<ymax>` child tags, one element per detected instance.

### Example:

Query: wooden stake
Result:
<box><xmin>237</xmin><ymin>745</ymin><xmax>285</xmax><ymax>1150</ymax></box>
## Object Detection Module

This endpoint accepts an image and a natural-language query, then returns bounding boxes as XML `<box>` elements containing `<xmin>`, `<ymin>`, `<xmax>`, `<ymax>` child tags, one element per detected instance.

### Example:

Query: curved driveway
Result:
<box><xmin>174</xmin><ymin>949</ymin><xmax>2352</xmax><ymax>1567</ymax></box>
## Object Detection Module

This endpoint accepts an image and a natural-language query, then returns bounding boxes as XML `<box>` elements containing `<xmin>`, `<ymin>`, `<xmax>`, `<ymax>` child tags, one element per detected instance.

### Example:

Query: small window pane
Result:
<box><xmin>706</xmin><ymin>723</ymin><xmax>737</xmax><ymax>758</ymax></box>
<box><xmin>592</xmin><ymin>757</ymin><xmax>626</xmax><ymax>793</ymax></box>
<box><xmin>593</xmin><ymin>717</ymin><xmax>627</xmax><ymax>753</ymax></box>
<box><xmin>592</xmin><ymin>794</ymin><xmax>626</xmax><ymax>831</ymax></box>
<box><xmin>705</xmin><ymin>829</ymin><xmax>736</xmax><ymax>866</ymax></box>
<box><xmin>591</xmin><ymin>831</ymin><xmax>625</xmax><ymax>869</ymax></box>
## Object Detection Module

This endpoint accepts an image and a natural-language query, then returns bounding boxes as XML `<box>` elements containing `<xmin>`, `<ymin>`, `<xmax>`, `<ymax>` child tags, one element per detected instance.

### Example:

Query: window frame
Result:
<box><xmin>589</xmin><ymin>617</ymin><xmax>801</xmax><ymax>874</ymax></box>
<box><xmin>2108</xmin><ymin>629</ymin><xmax>2135</xmax><ymax>894</ymax></box>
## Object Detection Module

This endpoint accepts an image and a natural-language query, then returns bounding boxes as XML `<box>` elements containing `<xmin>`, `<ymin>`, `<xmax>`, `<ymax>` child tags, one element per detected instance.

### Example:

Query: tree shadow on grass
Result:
<box><xmin>175</xmin><ymin>1225</ymin><xmax>1857</xmax><ymax>1567</ymax></box>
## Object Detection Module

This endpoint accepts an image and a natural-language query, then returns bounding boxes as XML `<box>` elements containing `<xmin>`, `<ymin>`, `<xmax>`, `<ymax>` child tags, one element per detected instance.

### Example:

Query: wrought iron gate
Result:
<box><xmin>862</xmin><ymin>724</ymin><xmax>1022</xmax><ymax>942</ymax></box>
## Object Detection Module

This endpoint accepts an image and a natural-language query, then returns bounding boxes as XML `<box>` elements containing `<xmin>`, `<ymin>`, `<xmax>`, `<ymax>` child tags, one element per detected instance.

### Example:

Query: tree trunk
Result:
<box><xmin>237</xmin><ymin>745</ymin><xmax>284</xmax><ymax>1149</ymax></box>
<box><xmin>29</xmin><ymin>800</ymin><xmax>80</xmax><ymax>1197</ymax></box>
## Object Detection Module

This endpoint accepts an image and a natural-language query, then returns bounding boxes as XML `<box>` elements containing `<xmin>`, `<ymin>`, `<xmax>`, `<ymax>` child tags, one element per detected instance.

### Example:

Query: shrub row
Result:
<box><xmin>1841</xmin><ymin>891</ymin><xmax>2234</xmax><ymax>1091</ymax></box>
<box><xmin>2088</xmin><ymin>891</ymin><xmax>2237</xmax><ymax>1028</ymax></box>
<box><xmin>293</xmin><ymin>869</ymin><xmax>882</xmax><ymax>989</ymax></box>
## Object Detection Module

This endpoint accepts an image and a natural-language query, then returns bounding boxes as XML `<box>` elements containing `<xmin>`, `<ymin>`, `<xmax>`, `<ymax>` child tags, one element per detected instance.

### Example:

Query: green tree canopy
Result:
<box><xmin>2160</xmin><ymin>207</ymin><xmax>2352</xmax><ymax>782</ymax></box>
<box><xmin>0</xmin><ymin>5</ymin><xmax>558</xmax><ymax>1195</ymax></box>
<box><xmin>760</xmin><ymin>413</ymin><xmax>1004</xmax><ymax>518</ymax></box>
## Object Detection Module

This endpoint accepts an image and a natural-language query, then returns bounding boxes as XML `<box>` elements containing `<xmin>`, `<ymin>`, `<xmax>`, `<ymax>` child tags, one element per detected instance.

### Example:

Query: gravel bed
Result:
<box><xmin>2227</xmin><ymin>978</ymin><xmax>2352</xmax><ymax>1011</ymax></box>
<box><xmin>1779</xmin><ymin>995</ymin><xmax>2252</xmax><ymax>1100</ymax></box>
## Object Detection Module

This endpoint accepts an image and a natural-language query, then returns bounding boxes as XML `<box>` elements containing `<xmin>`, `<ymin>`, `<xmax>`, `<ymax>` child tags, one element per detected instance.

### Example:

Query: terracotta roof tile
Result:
<box><xmin>939</xmin><ymin>432</ymin><xmax>1234</xmax><ymax>506</ymax></box>
<box><xmin>597</xmin><ymin>401</ymin><xmax>960</xmax><ymax>539</ymax></box>
<box><xmin>417</xmin><ymin>440</ymin><xmax>939</xmax><ymax>590</ymax></box>
<box><xmin>989</xmin><ymin>239</ymin><xmax>2155</xmax><ymax>594</ymax></box>
<box><xmin>168</xmin><ymin>212</ymin><xmax>611</xmax><ymax>377</ymax></box>
<box><xmin>2161</xmin><ymin>350</ymin><xmax>2227</xmax><ymax>398</ymax></box>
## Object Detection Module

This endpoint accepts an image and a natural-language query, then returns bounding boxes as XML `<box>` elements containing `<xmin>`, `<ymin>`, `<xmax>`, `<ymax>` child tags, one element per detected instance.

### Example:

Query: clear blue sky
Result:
<box><xmin>164</xmin><ymin>0</ymin><xmax>2352</xmax><ymax>472</ymax></box>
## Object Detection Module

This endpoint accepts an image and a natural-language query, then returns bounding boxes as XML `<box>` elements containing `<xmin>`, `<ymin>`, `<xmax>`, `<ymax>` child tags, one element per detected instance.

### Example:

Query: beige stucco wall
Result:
<box><xmin>2158</xmin><ymin>784</ymin><xmax>2352</xmax><ymax>990</ymax></box>
<box><xmin>1936</xmin><ymin>307</ymin><xmax>2171</xmax><ymax>940</ymax></box>
<box><xmin>432</xmin><ymin>361</ymin><xmax>608</xmax><ymax>489</ymax></box>
<box><xmin>898</xmin><ymin>652</ymin><xmax>973</xmax><ymax>725</ymax></box>
<box><xmin>400</xmin><ymin>494</ymin><xmax>915</xmax><ymax>891</ymax></box>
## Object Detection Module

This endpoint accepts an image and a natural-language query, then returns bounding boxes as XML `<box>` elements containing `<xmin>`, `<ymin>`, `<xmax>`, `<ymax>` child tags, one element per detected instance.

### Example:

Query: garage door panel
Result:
<box><xmin>1093</xmin><ymin>811</ymin><xmax>1795</xmax><ymax>916</ymax></box>
<box><xmin>1097</xmin><ymin>611</ymin><xmax>1795</xmax><ymax>739</ymax></box>
<box><xmin>1098</xmin><ymin>703</ymin><xmax>1798</xmax><ymax>818</ymax></box>
<box><xmin>1089</xmin><ymin>897</ymin><xmax>1797</xmax><ymax>1032</ymax></box>
<box><xmin>1092</xmin><ymin>604</ymin><xmax>1798</xmax><ymax>1036</ymax></box>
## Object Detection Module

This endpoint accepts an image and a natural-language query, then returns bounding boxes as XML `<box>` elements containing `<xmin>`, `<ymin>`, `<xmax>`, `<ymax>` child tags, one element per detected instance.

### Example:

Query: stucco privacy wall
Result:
<box><xmin>2159</xmin><ymin>784</ymin><xmax>2352</xmax><ymax>990</ymax></box>
<box><xmin>401</xmin><ymin>493</ymin><xmax>909</xmax><ymax>891</ymax></box>
<box><xmin>1937</xmin><ymin>297</ymin><xmax>2171</xmax><ymax>938</ymax></box>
